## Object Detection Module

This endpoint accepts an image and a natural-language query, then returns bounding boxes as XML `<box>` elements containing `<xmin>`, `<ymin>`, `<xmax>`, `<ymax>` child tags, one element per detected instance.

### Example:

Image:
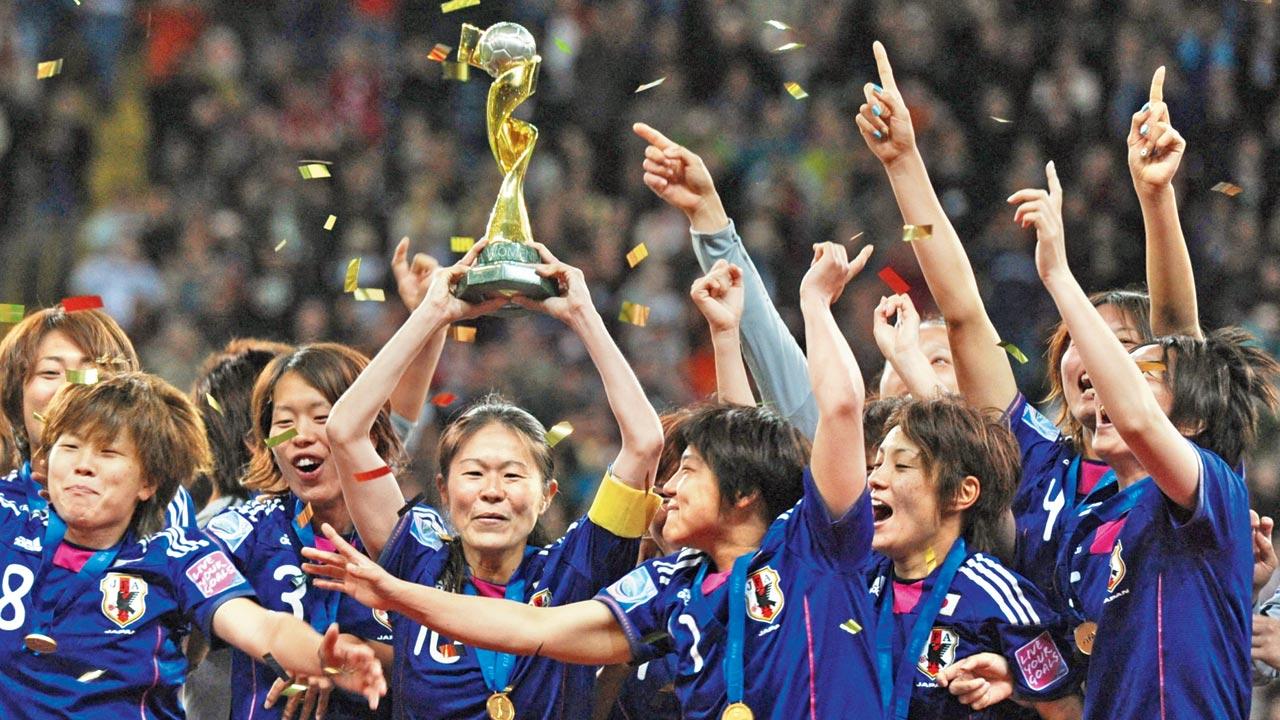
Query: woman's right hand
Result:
<box><xmin>633</xmin><ymin>122</ymin><xmax>728</xmax><ymax>232</ymax></box>
<box><xmin>872</xmin><ymin>293</ymin><xmax>922</xmax><ymax>363</ymax></box>
<box><xmin>417</xmin><ymin>238</ymin><xmax>507</xmax><ymax>322</ymax></box>
<box><xmin>855</xmin><ymin>41</ymin><xmax>919</xmax><ymax>168</ymax></box>
<box><xmin>303</xmin><ymin>524</ymin><xmax>406</xmax><ymax>614</ymax></box>
<box><xmin>391</xmin><ymin>237</ymin><xmax>440</xmax><ymax>311</ymax></box>
<box><xmin>690</xmin><ymin>260</ymin><xmax>744</xmax><ymax>335</ymax></box>
<box><xmin>511</xmin><ymin>241</ymin><xmax>597</xmax><ymax>324</ymax></box>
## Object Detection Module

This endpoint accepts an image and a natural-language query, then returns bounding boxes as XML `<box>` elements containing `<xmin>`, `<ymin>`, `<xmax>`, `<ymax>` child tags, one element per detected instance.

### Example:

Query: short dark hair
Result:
<box><xmin>864</xmin><ymin>396</ymin><xmax>908</xmax><ymax>465</ymax></box>
<box><xmin>887</xmin><ymin>397</ymin><xmax>1021</xmax><ymax>555</ymax></box>
<box><xmin>681</xmin><ymin>404</ymin><xmax>810</xmax><ymax>525</ymax></box>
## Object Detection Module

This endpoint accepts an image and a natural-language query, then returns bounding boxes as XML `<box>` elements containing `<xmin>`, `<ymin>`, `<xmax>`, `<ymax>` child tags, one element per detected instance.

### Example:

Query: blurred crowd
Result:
<box><xmin>3</xmin><ymin>0</ymin><xmax>1280</xmax><ymax>703</ymax></box>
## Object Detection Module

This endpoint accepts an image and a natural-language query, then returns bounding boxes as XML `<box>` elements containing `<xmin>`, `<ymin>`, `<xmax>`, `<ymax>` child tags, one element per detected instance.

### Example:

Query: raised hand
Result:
<box><xmin>936</xmin><ymin>652</ymin><xmax>1015</xmax><ymax>711</ymax></box>
<box><xmin>1008</xmin><ymin>161</ymin><xmax>1067</xmax><ymax>283</ymax></box>
<box><xmin>303</xmin><ymin>524</ymin><xmax>404</xmax><ymax>613</ymax></box>
<box><xmin>1128</xmin><ymin>66</ymin><xmax>1186</xmax><ymax>194</ymax></box>
<box><xmin>690</xmin><ymin>260</ymin><xmax>745</xmax><ymax>335</ymax></box>
<box><xmin>510</xmin><ymin>241</ymin><xmax>595</xmax><ymax>323</ymax></box>
<box><xmin>872</xmin><ymin>293</ymin><xmax>922</xmax><ymax>363</ymax></box>
<box><xmin>1254</xmin><ymin>509</ymin><xmax>1277</xmax><ymax>600</ymax></box>
<box><xmin>799</xmin><ymin>241</ymin><xmax>874</xmax><ymax>307</ymax></box>
<box><xmin>854</xmin><ymin>41</ymin><xmax>918</xmax><ymax>167</ymax></box>
<box><xmin>632</xmin><ymin>122</ymin><xmax>728</xmax><ymax>232</ymax></box>
<box><xmin>391</xmin><ymin>237</ymin><xmax>441</xmax><ymax>311</ymax></box>
<box><xmin>416</xmin><ymin>238</ymin><xmax>507</xmax><ymax>322</ymax></box>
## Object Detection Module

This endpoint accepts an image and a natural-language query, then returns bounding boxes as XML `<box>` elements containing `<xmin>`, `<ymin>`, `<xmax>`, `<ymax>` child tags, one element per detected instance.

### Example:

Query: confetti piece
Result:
<box><xmin>554</xmin><ymin>38</ymin><xmax>572</xmax><ymax>54</ymax></box>
<box><xmin>877</xmin><ymin>267</ymin><xmax>910</xmax><ymax>294</ymax></box>
<box><xmin>840</xmin><ymin>619</ymin><xmax>862</xmax><ymax>636</ymax></box>
<box><xmin>450</xmin><ymin>325</ymin><xmax>477</xmax><ymax>343</ymax></box>
<box><xmin>274</xmin><ymin>239</ymin><xmax>288</xmax><ymax>252</ymax></box>
<box><xmin>324</xmin><ymin>214</ymin><xmax>337</xmax><ymax>231</ymax></box>
<box><xmin>280</xmin><ymin>683</ymin><xmax>309</xmax><ymax>698</ymax></box>
<box><xmin>61</xmin><ymin>295</ymin><xmax>104</xmax><ymax>312</ymax></box>
<box><xmin>626</xmin><ymin>243</ymin><xmax>649</xmax><ymax>268</ymax></box>
<box><xmin>427</xmin><ymin>43</ymin><xmax>452</xmax><ymax>62</ymax></box>
<box><xmin>902</xmin><ymin>224</ymin><xmax>932</xmax><ymax>243</ymax></box>
<box><xmin>442</xmin><ymin>61</ymin><xmax>470</xmax><ymax>82</ymax></box>
<box><xmin>546</xmin><ymin>421</ymin><xmax>574</xmax><ymax>448</ymax></box>
<box><xmin>353</xmin><ymin>288</ymin><xmax>386</xmax><ymax>302</ymax></box>
<box><xmin>784</xmin><ymin>82</ymin><xmax>808</xmax><ymax>100</ymax></box>
<box><xmin>848</xmin><ymin>231</ymin><xmax>866</xmax><ymax>243</ymax></box>
<box><xmin>924</xmin><ymin>546</ymin><xmax>937</xmax><ymax>573</ymax></box>
<box><xmin>299</xmin><ymin>163</ymin><xmax>331</xmax><ymax>180</ymax></box>
<box><xmin>77</xmin><ymin>670</ymin><xmax>105</xmax><ymax>683</ymax></box>
<box><xmin>295</xmin><ymin>503</ymin><xmax>315</xmax><ymax>527</ymax></box>
<box><xmin>991</xmin><ymin>116</ymin><xmax>1013</xmax><ymax>124</ymax></box>
<box><xmin>31</xmin><ymin>412</ymin><xmax>45</xmax><ymax>424</ymax></box>
<box><xmin>450</xmin><ymin>236</ymin><xmax>476</xmax><ymax>253</ymax></box>
<box><xmin>999</xmin><ymin>341</ymin><xmax>1029</xmax><ymax>365</ymax></box>
<box><xmin>36</xmin><ymin>59</ymin><xmax>63</xmax><ymax>79</ymax></box>
<box><xmin>765</xmin><ymin>20</ymin><xmax>791</xmax><ymax>30</ymax></box>
<box><xmin>206</xmin><ymin>393</ymin><xmax>223</xmax><ymax>415</ymax></box>
<box><xmin>0</xmin><ymin>304</ymin><xmax>23</xmax><ymax>323</ymax></box>
<box><xmin>1211</xmin><ymin>181</ymin><xmax>1243</xmax><ymax>197</ymax></box>
<box><xmin>431</xmin><ymin>392</ymin><xmax>458</xmax><ymax>407</ymax></box>
<box><xmin>265</xmin><ymin>428</ymin><xmax>298</xmax><ymax>448</ymax></box>
<box><xmin>354</xmin><ymin>466</ymin><xmax>393</xmax><ymax>482</ymax></box>
<box><xmin>440</xmin><ymin>0</ymin><xmax>479</xmax><ymax>12</ymax></box>
<box><xmin>619</xmin><ymin>300</ymin><xmax>650</xmax><ymax>327</ymax></box>
<box><xmin>635</xmin><ymin>77</ymin><xmax>667</xmax><ymax>94</ymax></box>
<box><xmin>773</xmin><ymin>42</ymin><xmax>805</xmax><ymax>52</ymax></box>
<box><xmin>95</xmin><ymin>354</ymin><xmax>129</xmax><ymax>366</ymax></box>
<box><xmin>66</xmin><ymin>368</ymin><xmax>99</xmax><ymax>385</ymax></box>
<box><xmin>344</xmin><ymin>258</ymin><xmax>361</xmax><ymax>293</ymax></box>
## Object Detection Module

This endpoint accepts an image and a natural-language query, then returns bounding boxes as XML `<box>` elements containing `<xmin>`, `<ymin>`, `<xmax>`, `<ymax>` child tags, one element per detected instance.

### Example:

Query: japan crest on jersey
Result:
<box><xmin>746</xmin><ymin>567</ymin><xmax>784</xmax><ymax>623</ymax></box>
<box><xmin>1107</xmin><ymin>539</ymin><xmax>1127</xmax><ymax>593</ymax></box>
<box><xmin>917</xmin><ymin>627</ymin><xmax>957</xmax><ymax>680</ymax></box>
<box><xmin>100</xmin><ymin>573</ymin><xmax>148</xmax><ymax>628</ymax></box>
<box><xmin>530</xmin><ymin>588</ymin><xmax>552</xmax><ymax>607</ymax></box>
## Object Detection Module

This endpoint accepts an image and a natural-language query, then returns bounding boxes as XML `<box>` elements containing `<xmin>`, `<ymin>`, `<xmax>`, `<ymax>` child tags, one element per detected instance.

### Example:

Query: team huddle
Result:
<box><xmin>1</xmin><ymin>42</ymin><xmax>1278</xmax><ymax>720</ymax></box>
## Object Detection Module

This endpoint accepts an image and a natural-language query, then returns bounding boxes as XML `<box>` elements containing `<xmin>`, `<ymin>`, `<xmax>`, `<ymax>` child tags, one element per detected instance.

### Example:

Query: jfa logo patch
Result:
<box><xmin>1015</xmin><ymin>631</ymin><xmax>1069</xmax><ymax>691</ymax></box>
<box><xmin>746</xmin><ymin>567</ymin><xmax>784</xmax><ymax>623</ymax></box>
<box><xmin>529</xmin><ymin>588</ymin><xmax>552</xmax><ymax>607</ymax></box>
<box><xmin>608</xmin><ymin>567</ymin><xmax>658</xmax><ymax>611</ymax></box>
<box><xmin>207</xmin><ymin>511</ymin><xmax>253</xmax><ymax>553</ymax></box>
<box><xmin>917</xmin><ymin>627</ymin><xmax>957</xmax><ymax>679</ymax></box>
<box><xmin>373</xmin><ymin>608</ymin><xmax>392</xmax><ymax>630</ymax></box>
<box><xmin>410</xmin><ymin>510</ymin><xmax>449</xmax><ymax>550</ymax></box>
<box><xmin>100</xmin><ymin>573</ymin><xmax>148</xmax><ymax>628</ymax></box>
<box><xmin>185</xmin><ymin>551</ymin><xmax>243</xmax><ymax>598</ymax></box>
<box><xmin>1107</xmin><ymin>539</ymin><xmax>1127</xmax><ymax>593</ymax></box>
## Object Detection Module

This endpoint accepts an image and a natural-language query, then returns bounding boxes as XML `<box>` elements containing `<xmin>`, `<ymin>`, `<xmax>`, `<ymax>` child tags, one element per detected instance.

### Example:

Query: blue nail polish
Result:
<box><xmin>873</xmin><ymin>104</ymin><xmax>883</xmax><ymax>117</ymax></box>
<box><xmin>872</xmin><ymin>83</ymin><xmax>883</xmax><ymax>93</ymax></box>
<box><xmin>873</xmin><ymin>130</ymin><xmax>883</xmax><ymax>139</ymax></box>
<box><xmin>1139</xmin><ymin>122</ymin><xmax>1149</xmax><ymax>136</ymax></box>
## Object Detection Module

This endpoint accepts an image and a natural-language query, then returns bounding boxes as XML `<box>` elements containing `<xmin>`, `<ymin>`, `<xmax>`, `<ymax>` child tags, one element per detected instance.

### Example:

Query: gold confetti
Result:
<box><xmin>635</xmin><ymin>77</ymin><xmax>667</xmax><ymax>94</ymax></box>
<box><xmin>206</xmin><ymin>393</ymin><xmax>223</xmax><ymax>415</ymax></box>
<box><xmin>295</xmin><ymin>503</ymin><xmax>315</xmax><ymax>527</ymax></box>
<box><xmin>353</xmin><ymin>288</ymin><xmax>386</xmax><ymax>302</ymax></box>
<box><xmin>902</xmin><ymin>224</ymin><xmax>932</xmax><ymax>243</ymax></box>
<box><xmin>546</xmin><ymin>421</ymin><xmax>574</xmax><ymax>448</ymax></box>
<box><xmin>0</xmin><ymin>304</ymin><xmax>23</xmax><ymax>323</ymax></box>
<box><xmin>344</xmin><ymin>258</ymin><xmax>361</xmax><ymax>293</ymax></box>
<box><xmin>442</xmin><ymin>61</ymin><xmax>470</xmax><ymax>82</ymax></box>
<box><xmin>773</xmin><ymin>42</ymin><xmax>805</xmax><ymax>53</ymax></box>
<box><xmin>324</xmin><ymin>215</ymin><xmax>337</xmax><ymax>231</ymax></box>
<box><xmin>31</xmin><ymin>412</ymin><xmax>45</xmax><ymax>424</ymax></box>
<box><xmin>281</xmin><ymin>683</ymin><xmax>309</xmax><ymax>698</ymax></box>
<box><xmin>554</xmin><ymin>38</ymin><xmax>572</xmax><ymax>54</ymax></box>
<box><xmin>427</xmin><ymin>43</ymin><xmax>452</xmax><ymax>62</ymax></box>
<box><xmin>66</xmin><ymin>368</ymin><xmax>99</xmax><ymax>385</ymax></box>
<box><xmin>999</xmin><ymin>341</ymin><xmax>1029</xmax><ymax>365</ymax></box>
<box><xmin>924</xmin><ymin>546</ymin><xmax>937</xmax><ymax>573</ymax></box>
<box><xmin>440</xmin><ymin>0</ymin><xmax>479</xmax><ymax>12</ymax></box>
<box><xmin>451</xmin><ymin>236</ymin><xmax>476</xmax><ymax>253</ymax></box>
<box><xmin>299</xmin><ymin>163</ymin><xmax>331</xmax><ymax>180</ymax></box>
<box><xmin>991</xmin><ymin>116</ymin><xmax>1013</xmax><ymax>124</ymax></box>
<box><xmin>784</xmin><ymin>82</ymin><xmax>808</xmax><ymax>100</ymax></box>
<box><xmin>450</xmin><ymin>325</ymin><xmax>477</xmax><ymax>343</ymax></box>
<box><xmin>266</xmin><ymin>428</ymin><xmax>298</xmax><ymax>448</ymax></box>
<box><xmin>840</xmin><ymin>619</ymin><xmax>862</xmax><ymax>636</ymax></box>
<box><xmin>619</xmin><ymin>300</ymin><xmax>650</xmax><ymax>327</ymax></box>
<box><xmin>765</xmin><ymin>20</ymin><xmax>791</xmax><ymax>30</ymax></box>
<box><xmin>848</xmin><ymin>231</ymin><xmax>865</xmax><ymax>243</ymax></box>
<box><xmin>36</xmin><ymin>59</ymin><xmax>63</xmax><ymax>80</ymax></box>
<box><xmin>1211</xmin><ymin>181</ymin><xmax>1243</xmax><ymax>197</ymax></box>
<box><xmin>626</xmin><ymin>243</ymin><xmax>649</xmax><ymax>268</ymax></box>
<box><xmin>274</xmin><ymin>239</ymin><xmax>288</xmax><ymax>252</ymax></box>
<box><xmin>76</xmin><ymin>669</ymin><xmax>105</xmax><ymax>683</ymax></box>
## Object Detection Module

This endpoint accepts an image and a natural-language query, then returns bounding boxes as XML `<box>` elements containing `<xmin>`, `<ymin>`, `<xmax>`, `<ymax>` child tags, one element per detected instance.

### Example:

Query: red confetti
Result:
<box><xmin>877</xmin><ymin>268</ymin><xmax>910</xmax><ymax>295</ymax></box>
<box><xmin>431</xmin><ymin>392</ymin><xmax>458</xmax><ymax>407</ymax></box>
<box><xmin>354</xmin><ymin>466</ymin><xmax>393</xmax><ymax>482</ymax></box>
<box><xmin>61</xmin><ymin>295</ymin><xmax>104</xmax><ymax>312</ymax></box>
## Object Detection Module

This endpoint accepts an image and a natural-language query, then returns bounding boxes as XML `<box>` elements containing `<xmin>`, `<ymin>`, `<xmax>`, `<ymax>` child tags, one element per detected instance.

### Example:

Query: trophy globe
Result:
<box><xmin>476</xmin><ymin>22</ymin><xmax>537</xmax><ymax>77</ymax></box>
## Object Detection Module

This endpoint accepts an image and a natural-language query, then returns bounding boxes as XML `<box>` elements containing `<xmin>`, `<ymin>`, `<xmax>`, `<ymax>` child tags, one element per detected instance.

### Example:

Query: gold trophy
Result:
<box><xmin>452</xmin><ymin>22</ymin><xmax>557</xmax><ymax>312</ymax></box>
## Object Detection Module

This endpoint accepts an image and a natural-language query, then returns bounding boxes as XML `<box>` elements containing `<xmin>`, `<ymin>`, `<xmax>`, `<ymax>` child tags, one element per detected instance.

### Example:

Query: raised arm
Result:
<box><xmin>855</xmin><ymin>42</ymin><xmax>1017</xmax><ymax>413</ymax></box>
<box><xmin>799</xmin><ymin>241</ymin><xmax>873</xmax><ymax>517</ymax></box>
<box><xmin>1018</xmin><ymin>162</ymin><xmax>1199</xmax><ymax>507</ymax></box>
<box><xmin>872</xmin><ymin>293</ymin><xmax>946</xmax><ymax>398</ymax></box>
<box><xmin>514</xmin><ymin>243</ymin><xmax>665</xmax><ymax>489</ymax></box>
<box><xmin>386</xmin><ymin>238</ymin><xmax>447</xmax><ymax>420</ymax></box>
<box><xmin>635</xmin><ymin>123</ymin><xmax>818</xmax><ymax>437</ymax></box>
<box><xmin>1128</xmin><ymin>67</ymin><xmax>1201</xmax><ymax>339</ymax></box>
<box><xmin>327</xmin><ymin>242</ymin><xmax>505</xmax><ymax>557</ymax></box>
<box><xmin>690</xmin><ymin>260</ymin><xmax>755</xmax><ymax>405</ymax></box>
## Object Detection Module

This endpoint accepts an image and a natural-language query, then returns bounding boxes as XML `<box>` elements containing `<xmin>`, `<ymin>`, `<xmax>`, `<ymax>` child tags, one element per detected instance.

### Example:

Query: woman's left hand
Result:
<box><xmin>937</xmin><ymin>652</ymin><xmax>1015</xmax><ymax>711</ymax></box>
<box><xmin>511</xmin><ymin>242</ymin><xmax>596</xmax><ymax>322</ymax></box>
<box><xmin>1009</xmin><ymin>161</ymin><xmax>1067</xmax><ymax>283</ymax></box>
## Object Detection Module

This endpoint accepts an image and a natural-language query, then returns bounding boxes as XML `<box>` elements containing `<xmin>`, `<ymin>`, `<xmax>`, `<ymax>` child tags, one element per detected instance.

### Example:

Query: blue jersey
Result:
<box><xmin>608</xmin><ymin>653</ymin><xmax>681</xmax><ymax>720</ymax></box>
<box><xmin>867</xmin><ymin>552</ymin><xmax>1079</xmax><ymax>719</ymax></box>
<box><xmin>379</xmin><ymin>503</ymin><xmax>640</xmax><ymax>719</ymax></box>
<box><xmin>0</xmin><ymin>494</ymin><xmax>254</xmax><ymax>719</ymax></box>
<box><xmin>1006</xmin><ymin>394</ymin><xmax>1109</xmax><ymax>604</ymax></box>
<box><xmin>596</xmin><ymin>470</ymin><xmax>881</xmax><ymax>720</ymax></box>
<box><xmin>206</xmin><ymin>494</ymin><xmax>394</xmax><ymax>719</ymax></box>
<box><xmin>1059</xmin><ymin>442</ymin><xmax>1251</xmax><ymax>720</ymax></box>
<box><xmin>1</xmin><ymin>463</ymin><xmax>199</xmax><ymax>530</ymax></box>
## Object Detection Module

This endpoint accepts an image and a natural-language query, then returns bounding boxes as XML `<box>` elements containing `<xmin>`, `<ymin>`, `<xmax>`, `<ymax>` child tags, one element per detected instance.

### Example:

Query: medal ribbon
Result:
<box><xmin>289</xmin><ymin>498</ymin><xmax>342</xmax><ymax>632</ymax></box>
<box><xmin>723</xmin><ymin>551</ymin><xmax>754</xmax><ymax>707</ymax></box>
<box><xmin>1056</xmin><ymin>475</ymin><xmax>1144</xmax><ymax>622</ymax></box>
<box><xmin>463</xmin><ymin>547</ymin><xmax>538</xmax><ymax>695</ymax></box>
<box><xmin>26</xmin><ymin>509</ymin><xmax>124</xmax><ymax>650</ymax></box>
<box><xmin>875</xmin><ymin>537</ymin><xmax>967</xmax><ymax>720</ymax></box>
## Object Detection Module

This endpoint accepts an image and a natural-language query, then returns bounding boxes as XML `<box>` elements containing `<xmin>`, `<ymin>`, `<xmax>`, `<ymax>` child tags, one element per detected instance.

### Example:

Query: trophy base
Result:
<box><xmin>453</xmin><ymin>242</ymin><xmax>558</xmax><ymax>317</ymax></box>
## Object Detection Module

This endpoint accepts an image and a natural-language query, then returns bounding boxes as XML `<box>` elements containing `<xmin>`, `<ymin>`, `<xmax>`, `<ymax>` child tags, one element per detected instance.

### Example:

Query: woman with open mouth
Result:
<box><xmin>0</xmin><ymin>372</ymin><xmax>385</xmax><ymax>719</ymax></box>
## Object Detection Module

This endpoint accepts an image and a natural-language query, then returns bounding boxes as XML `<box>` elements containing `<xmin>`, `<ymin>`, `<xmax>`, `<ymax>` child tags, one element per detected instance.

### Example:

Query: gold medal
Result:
<box><xmin>1074</xmin><ymin>621</ymin><xmax>1097</xmax><ymax>655</ymax></box>
<box><xmin>722</xmin><ymin>701</ymin><xmax>754</xmax><ymax>720</ymax></box>
<box><xmin>486</xmin><ymin>691</ymin><xmax>516</xmax><ymax>720</ymax></box>
<box><xmin>24</xmin><ymin>633</ymin><xmax>57</xmax><ymax>653</ymax></box>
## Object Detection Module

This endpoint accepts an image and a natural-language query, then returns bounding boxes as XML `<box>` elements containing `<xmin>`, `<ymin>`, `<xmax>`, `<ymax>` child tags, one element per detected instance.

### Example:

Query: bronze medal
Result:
<box><xmin>1074</xmin><ymin>621</ymin><xmax>1097</xmax><ymax>655</ymax></box>
<box><xmin>24</xmin><ymin>633</ymin><xmax>57</xmax><ymax>653</ymax></box>
<box><xmin>486</xmin><ymin>691</ymin><xmax>516</xmax><ymax>720</ymax></box>
<box><xmin>722</xmin><ymin>701</ymin><xmax>754</xmax><ymax>720</ymax></box>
